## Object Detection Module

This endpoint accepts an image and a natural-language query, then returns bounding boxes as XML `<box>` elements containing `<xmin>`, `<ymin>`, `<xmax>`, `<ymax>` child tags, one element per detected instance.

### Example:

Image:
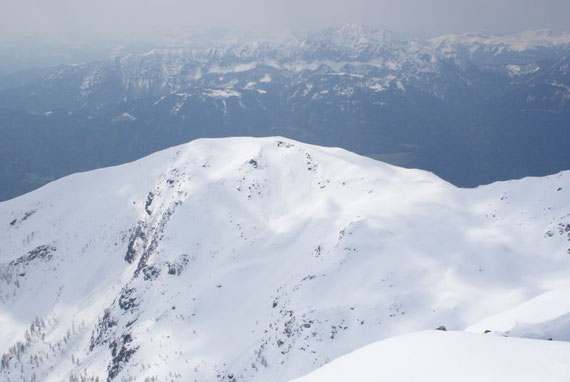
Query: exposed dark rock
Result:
<box><xmin>107</xmin><ymin>333</ymin><xmax>138</xmax><ymax>380</ymax></box>
<box><xmin>144</xmin><ymin>192</ymin><xmax>155</xmax><ymax>215</ymax></box>
<box><xmin>10</xmin><ymin>245</ymin><xmax>56</xmax><ymax>266</ymax></box>
<box><xmin>125</xmin><ymin>223</ymin><xmax>146</xmax><ymax>264</ymax></box>
<box><xmin>142</xmin><ymin>266</ymin><xmax>160</xmax><ymax>281</ymax></box>
<box><xmin>89</xmin><ymin>309</ymin><xmax>118</xmax><ymax>351</ymax></box>
<box><xmin>118</xmin><ymin>287</ymin><xmax>138</xmax><ymax>311</ymax></box>
<box><xmin>167</xmin><ymin>255</ymin><xmax>189</xmax><ymax>276</ymax></box>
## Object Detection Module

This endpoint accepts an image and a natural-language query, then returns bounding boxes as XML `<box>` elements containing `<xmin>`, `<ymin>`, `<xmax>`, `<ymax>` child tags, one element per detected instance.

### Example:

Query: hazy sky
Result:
<box><xmin>2</xmin><ymin>0</ymin><xmax>569</xmax><ymax>43</ymax></box>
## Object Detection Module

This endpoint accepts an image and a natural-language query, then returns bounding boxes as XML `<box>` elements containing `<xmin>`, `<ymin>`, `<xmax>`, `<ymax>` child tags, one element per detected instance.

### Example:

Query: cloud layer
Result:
<box><xmin>2</xmin><ymin>0</ymin><xmax>569</xmax><ymax>42</ymax></box>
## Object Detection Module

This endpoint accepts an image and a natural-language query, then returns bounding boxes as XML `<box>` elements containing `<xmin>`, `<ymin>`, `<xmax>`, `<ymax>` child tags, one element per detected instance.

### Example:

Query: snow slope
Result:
<box><xmin>293</xmin><ymin>330</ymin><xmax>570</xmax><ymax>382</ymax></box>
<box><xmin>0</xmin><ymin>137</ymin><xmax>569</xmax><ymax>381</ymax></box>
<box><xmin>466</xmin><ymin>289</ymin><xmax>570</xmax><ymax>341</ymax></box>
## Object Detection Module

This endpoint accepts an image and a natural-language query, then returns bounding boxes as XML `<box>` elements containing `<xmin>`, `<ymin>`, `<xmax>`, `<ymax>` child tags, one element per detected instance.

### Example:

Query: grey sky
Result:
<box><xmin>1</xmin><ymin>0</ymin><xmax>569</xmax><ymax>43</ymax></box>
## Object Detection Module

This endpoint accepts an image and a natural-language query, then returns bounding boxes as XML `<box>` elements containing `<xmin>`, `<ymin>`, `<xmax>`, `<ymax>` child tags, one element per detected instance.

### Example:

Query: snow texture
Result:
<box><xmin>293</xmin><ymin>330</ymin><xmax>570</xmax><ymax>382</ymax></box>
<box><xmin>0</xmin><ymin>137</ymin><xmax>569</xmax><ymax>381</ymax></box>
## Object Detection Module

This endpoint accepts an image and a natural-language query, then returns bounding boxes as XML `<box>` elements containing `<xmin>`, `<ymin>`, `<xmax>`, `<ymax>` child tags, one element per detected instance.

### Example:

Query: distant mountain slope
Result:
<box><xmin>430</xmin><ymin>29</ymin><xmax>570</xmax><ymax>64</ymax></box>
<box><xmin>0</xmin><ymin>25</ymin><xmax>569</xmax><ymax>201</ymax></box>
<box><xmin>1</xmin><ymin>137</ymin><xmax>569</xmax><ymax>381</ymax></box>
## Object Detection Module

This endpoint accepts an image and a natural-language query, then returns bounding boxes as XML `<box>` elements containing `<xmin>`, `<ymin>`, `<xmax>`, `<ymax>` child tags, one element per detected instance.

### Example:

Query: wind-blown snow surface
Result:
<box><xmin>0</xmin><ymin>137</ymin><xmax>569</xmax><ymax>381</ymax></box>
<box><xmin>466</xmin><ymin>289</ymin><xmax>570</xmax><ymax>341</ymax></box>
<box><xmin>293</xmin><ymin>330</ymin><xmax>570</xmax><ymax>382</ymax></box>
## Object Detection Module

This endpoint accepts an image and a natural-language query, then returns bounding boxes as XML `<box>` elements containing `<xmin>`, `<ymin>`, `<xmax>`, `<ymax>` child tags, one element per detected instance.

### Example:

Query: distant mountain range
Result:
<box><xmin>1</xmin><ymin>137</ymin><xmax>569</xmax><ymax>381</ymax></box>
<box><xmin>0</xmin><ymin>25</ymin><xmax>569</xmax><ymax>201</ymax></box>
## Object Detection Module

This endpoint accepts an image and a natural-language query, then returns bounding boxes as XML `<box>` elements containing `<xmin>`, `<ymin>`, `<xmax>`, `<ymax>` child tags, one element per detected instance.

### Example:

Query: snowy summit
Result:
<box><xmin>1</xmin><ymin>137</ymin><xmax>569</xmax><ymax>381</ymax></box>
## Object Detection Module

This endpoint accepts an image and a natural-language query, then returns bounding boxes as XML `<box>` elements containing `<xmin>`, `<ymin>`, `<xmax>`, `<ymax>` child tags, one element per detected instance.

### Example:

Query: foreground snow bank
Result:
<box><xmin>293</xmin><ymin>330</ymin><xmax>570</xmax><ymax>382</ymax></box>
<box><xmin>466</xmin><ymin>289</ymin><xmax>570</xmax><ymax>341</ymax></box>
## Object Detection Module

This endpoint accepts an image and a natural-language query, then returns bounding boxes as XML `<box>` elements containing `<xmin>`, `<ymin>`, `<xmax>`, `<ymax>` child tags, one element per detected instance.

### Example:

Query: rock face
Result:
<box><xmin>0</xmin><ymin>137</ymin><xmax>569</xmax><ymax>381</ymax></box>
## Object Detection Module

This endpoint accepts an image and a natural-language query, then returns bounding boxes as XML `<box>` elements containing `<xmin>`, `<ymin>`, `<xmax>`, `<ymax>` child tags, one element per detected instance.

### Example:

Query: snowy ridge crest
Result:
<box><xmin>0</xmin><ymin>137</ymin><xmax>569</xmax><ymax>381</ymax></box>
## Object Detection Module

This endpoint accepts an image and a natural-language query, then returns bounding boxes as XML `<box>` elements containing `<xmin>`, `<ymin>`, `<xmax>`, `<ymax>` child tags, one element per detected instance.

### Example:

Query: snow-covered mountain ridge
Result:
<box><xmin>1</xmin><ymin>25</ymin><xmax>569</xmax><ymax>202</ymax></box>
<box><xmin>430</xmin><ymin>29</ymin><xmax>570</xmax><ymax>53</ymax></box>
<box><xmin>14</xmin><ymin>25</ymin><xmax>570</xmax><ymax>107</ymax></box>
<box><xmin>1</xmin><ymin>136</ymin><xmax>569</xmax><ymax>381</ymax></box>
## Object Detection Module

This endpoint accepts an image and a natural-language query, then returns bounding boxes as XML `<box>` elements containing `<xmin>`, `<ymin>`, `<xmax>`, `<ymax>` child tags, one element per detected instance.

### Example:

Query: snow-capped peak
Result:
<box><xmin>1</xmin><ymin>137</ymin><xmax>569</xmax><ymax>381</ymax></box>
